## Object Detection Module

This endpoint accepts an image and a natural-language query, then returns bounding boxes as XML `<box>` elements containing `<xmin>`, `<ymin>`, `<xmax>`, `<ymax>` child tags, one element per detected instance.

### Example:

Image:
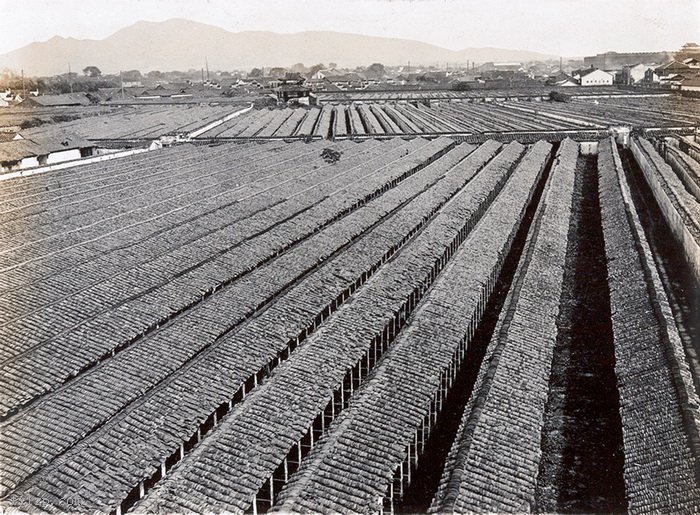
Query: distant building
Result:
<box><xmin>644</xmin><ymin>68</ymin><xmax>661</xmax><ymax>84</ymax></box>
<box><xmin>554</xmin><ymin>75</ymin><xmax>579</xmax><ymax>87</ymax></box>
<box><xmin>656</xmin><ymin>60</ymin><xmax>691</xmax><ymax>76</ymax></box>
<box><xmin>20</xmin><ymin>93</ymin><xmax>92</xmax><ymax>107</ymax></box>
<box><xmin>584</xmin><ymin>51</ymin><xmax>673</xmax><ymax>71</ymax></box>
<box><xmin>621</xmin><ymin>63</ymin><xmax>659</xmax><ymax>84</ymax></box>
<box><xmin>323</xmin><ymin>73</ymin><xmax>365</xmax><ymax>90</ymax></box>
<box><xmin>676</xmin><ymin>42</ymin><xmax>700</xmax><ymax>62</ymax></box>
<box><xmin>680</xmin><ymin>76</ymin><xmax>700</xmax><ymax>93</ymax></box>
<box><xmin>492</xmin><ymin>62</ymin><xmax>524</xmax><ymax>72</ymax></box>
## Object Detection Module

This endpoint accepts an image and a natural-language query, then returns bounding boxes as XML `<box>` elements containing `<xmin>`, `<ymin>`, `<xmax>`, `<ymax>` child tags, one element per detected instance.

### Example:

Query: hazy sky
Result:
<box><xmin>0</xmin><ymin>0</ymin><xmax>698</xmax><ymax>56</ymax></box>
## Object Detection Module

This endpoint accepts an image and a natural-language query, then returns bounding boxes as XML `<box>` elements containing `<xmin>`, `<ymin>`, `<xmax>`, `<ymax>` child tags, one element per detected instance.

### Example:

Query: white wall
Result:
<box><xmin>581</xmin><ymin>70</ymin><xmax>614</xmax><ymax>86</ymax></box>
<box><xmin>45</xmin><ymin>148</ymin><xmax>82</xmax><ymax>165</ymax></box>
<box><xmin>20</xmin><ymin>156</ymin><xmax>39</xmax><ymax>169</ymax></box>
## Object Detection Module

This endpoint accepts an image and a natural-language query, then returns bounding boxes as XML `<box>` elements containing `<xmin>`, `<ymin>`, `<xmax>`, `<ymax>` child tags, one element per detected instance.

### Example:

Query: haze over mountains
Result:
<box><xmin>0</xmin><ymin>19</ymin><xmax>560</xmax><ymax>76</ymax></box>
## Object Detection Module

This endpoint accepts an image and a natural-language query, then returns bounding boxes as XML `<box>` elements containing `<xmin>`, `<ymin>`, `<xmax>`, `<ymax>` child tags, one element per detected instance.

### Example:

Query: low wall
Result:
<box><xmin>0</xmin><ymin>147</ymin><xmax>149</xmax><ymax>182</ymax></box>
<box><xmin>630</xmin><ymin>137</ymin><xmax>700</xmax><ymax>283</ymax></box>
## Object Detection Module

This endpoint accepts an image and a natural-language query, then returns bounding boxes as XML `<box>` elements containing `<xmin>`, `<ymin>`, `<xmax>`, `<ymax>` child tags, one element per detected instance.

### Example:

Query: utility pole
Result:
<box><xmin>68</xmin><ymin>62</ymin><xmax>73</xmax><ymax>93</ymax></box>
<box><xmin>21</xmin><ymin>69</ymin><xmax>26</xmax><ymax>99</ymax></box>
<box><xmin>205</xmin><ymin>56</ymin><xmax>210</xmax><ymax>81</ymax></box>
<box><xmin>201</xmin><ymin>67</ymin><xmax>204</xmax><ymax>83</ymax></box>
<box><xmin>560</xmin><ymin>56</ymin><xmax>563</xmax><ymax>73</ymax></box>
<box><xmin>120</xmin><ymin>70</ymin><xmax>124</xmax><ymax>99</ymax></box>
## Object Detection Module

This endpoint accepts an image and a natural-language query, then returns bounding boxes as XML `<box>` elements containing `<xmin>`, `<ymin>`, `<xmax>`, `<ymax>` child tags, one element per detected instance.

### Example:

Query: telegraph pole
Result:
<box><xmin>120</xmin><ymin>70</ymin><xmax>124</xmax><ymax>99</ymax></box>
<box><xmin>205</xmin><ymin>56</ymin><xmax>210</xmax><ymax>81</ymax></box>
<box><xmin>68</xmin><ymin>62</ymin><xmax>73</xmax><ymax>93</ymax></box>
<box><xmin>21</xmin><ymin>69</ymin><xmax>26</xmax><ymax>98</ymax></box>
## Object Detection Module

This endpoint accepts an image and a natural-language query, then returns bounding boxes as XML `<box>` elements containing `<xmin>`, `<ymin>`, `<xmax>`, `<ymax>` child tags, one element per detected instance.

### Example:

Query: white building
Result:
<box><xmin>578</xmin><ymin>68</ymin><xmax>614</xmax><ymax>86</ymax></box>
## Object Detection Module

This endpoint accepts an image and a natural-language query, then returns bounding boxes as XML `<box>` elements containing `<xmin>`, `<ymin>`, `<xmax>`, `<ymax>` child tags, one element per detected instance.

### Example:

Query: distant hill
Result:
<box><xmin>0</xmin><ymin>19</ymin><xmax>560</xmax><ymax>76</ymax></box>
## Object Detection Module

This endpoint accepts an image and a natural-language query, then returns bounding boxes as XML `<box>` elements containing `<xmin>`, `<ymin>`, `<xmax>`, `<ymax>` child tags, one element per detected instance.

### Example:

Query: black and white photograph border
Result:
<box><xmin>0</xmin><ymin>1</ymin><xmax>699</xmax><ymax>513</ymax></box>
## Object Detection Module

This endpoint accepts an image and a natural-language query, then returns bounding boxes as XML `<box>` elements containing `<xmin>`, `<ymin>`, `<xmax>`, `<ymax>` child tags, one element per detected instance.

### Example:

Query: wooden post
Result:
<box><xmin>161</xmin><ymin>462</ymin><xmax>166</xmax><ymax>478</ymax></box>
<box><xmin>406</xmin><ymin>451</ymin><xmax>411</xmax><ymax>484</ymax></box>
<box><xmin>414</xmin><ymin>432</ymin><xmax>419</xmax><ymax>466</ymax></box>
<box><xmin>139</xmin><ymin>481</ymin><xmax>145</xmax><ymax>498</ymax></box>
<box><xmin>389</xmin><ymin>480</ymin><xmax>394</xmax><ymax>513</ymax></box>
<box><xmin>269</xmin><ymin>476</ymin><xmax>274</xmax><ymax>504</ymax></box>
<box><xmin>179</xmin><ymin>443</ymin><xmax>185</xmax><ymax>460</ymax></box>
<box><xmin>284</xmin><ymin>458</ymin><xmax>289</xmax><ymax>482</ymax></box>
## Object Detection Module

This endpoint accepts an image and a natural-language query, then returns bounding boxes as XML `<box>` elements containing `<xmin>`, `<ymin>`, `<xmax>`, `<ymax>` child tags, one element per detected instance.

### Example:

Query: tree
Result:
<box><xmin>328</xmin><ymin>62</ymin><xmax>338</xmax><ymax>70</ymax></box>
<box><xmin>82</xmin><ymin>66</ymin><xmax>101</xmax><ymax>77</ymax></box>
<box><xmin>366</xmin><ymin>63</ymin><xmax>386</xmax><ymax>79</ymax></box>
<box><xmin>121</xmin><ymin>69</ymin><xmax>142</xmax><ymax>81</ymax></box>
<box><xmin>290</xmin><ymin>63</ymin><xmax>307</xmax><ymax>74</ymax></box>
<box><xmin>147</xmin><ymin>70</ymin><xmax>165</xmax><ymax>80</ymax></box>
<box><xmin>549</xmin><ymin>90</ymin><xmax>569</xmax><ymax>102</ymax></box>
<box><xmin>249</xmin><ymin>67</ymin><xmax>264</xmax><ymax>78</ymax></box>
<box><xmin>269</xmin><ymin>67</ymin><xmax>287</xmax><ymax>78</ymax></box>
<box><xmin>452</xmin><ymin>81</ymin><xmax>472</xmax><ymax>91</ymax></box>
<box><xmin>307</xmin><ymin>63</ymin><xmax>325</xmax><ymax>78</ymax></box>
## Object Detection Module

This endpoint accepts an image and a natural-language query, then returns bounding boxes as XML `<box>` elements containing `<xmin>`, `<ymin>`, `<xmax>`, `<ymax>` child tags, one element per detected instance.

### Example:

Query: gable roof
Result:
<box><xmin>0</xmin><ymin>139</ymin><xmax>43</xmax><ymax>162</ymax></box>
<box><xmin>21</xmin><ymin>93</ymin><xmax>92</xmax><ymax>107</ymax></box>
<box><xmin>579</xmin><ymin>68</ymin><xmax>613</xmax><ymax>78</ymax></box>
<box><xmin>5</xmin><ymin>129</ymin><xmax>94</xmax><ymax>162</ymax></box>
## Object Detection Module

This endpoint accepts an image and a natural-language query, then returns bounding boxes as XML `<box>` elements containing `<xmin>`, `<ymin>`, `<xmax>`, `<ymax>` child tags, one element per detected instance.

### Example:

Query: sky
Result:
<box><xmin>0</xmin><ymin>0</ymin><xmax>698</xmax><ymax>57</ymax></box>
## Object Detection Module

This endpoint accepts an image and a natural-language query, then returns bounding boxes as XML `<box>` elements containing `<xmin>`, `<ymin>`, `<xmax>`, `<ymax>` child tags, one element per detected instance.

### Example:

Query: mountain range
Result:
<box><xmin>0</xmin><ymin>19</ymin><xmax>561</xmax><ymax>76</ymax></box>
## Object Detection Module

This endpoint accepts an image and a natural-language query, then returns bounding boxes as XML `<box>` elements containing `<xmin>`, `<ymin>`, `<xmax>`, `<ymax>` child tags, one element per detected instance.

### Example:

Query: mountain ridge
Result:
<box><xmin>0</xmin><ymin>18</ymin><xmax>561</xmax><ymax>76</ymax></box>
